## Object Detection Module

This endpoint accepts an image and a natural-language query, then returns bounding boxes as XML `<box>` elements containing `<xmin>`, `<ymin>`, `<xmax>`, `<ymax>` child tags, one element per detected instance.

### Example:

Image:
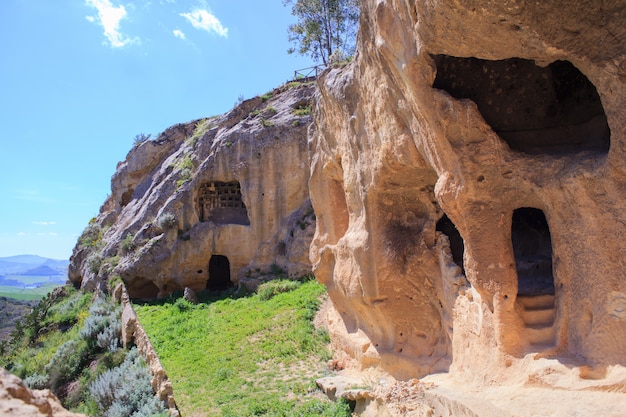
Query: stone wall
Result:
<box><xmin>115</xmin><ymin>284</ymin><xmax>179</xmax><ymax>416</ymax></box>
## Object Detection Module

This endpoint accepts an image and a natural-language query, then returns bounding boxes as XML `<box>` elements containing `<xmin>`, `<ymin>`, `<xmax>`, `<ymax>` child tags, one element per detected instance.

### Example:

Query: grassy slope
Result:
<box><xmin>135</xmin><ymin>280</ymin><xmax>349</xmax><ymax>417</ymax></box>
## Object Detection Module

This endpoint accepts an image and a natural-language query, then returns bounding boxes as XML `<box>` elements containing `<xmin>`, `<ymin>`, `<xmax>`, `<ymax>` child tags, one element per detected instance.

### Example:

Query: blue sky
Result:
<box><xmin>0</xmin><ymin>0</ymin><xmax>314</xmax><ymax>260</ymax></box>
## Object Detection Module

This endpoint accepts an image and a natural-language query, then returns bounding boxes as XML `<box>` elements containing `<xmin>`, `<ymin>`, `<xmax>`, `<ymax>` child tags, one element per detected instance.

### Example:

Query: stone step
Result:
<box><xmin>518</xmin><ymin>294</ymin><xmax>555</xmax><ymax>311</ymax></box>
<box><xmin>522</xmin><ymin>307</ymin><xmax>555</xmax><ymax>326</ymax></box>
<box><xmin>524</xmin><ymin>324</ymin><xmax>556</xmax><ymax>346</ymax></box>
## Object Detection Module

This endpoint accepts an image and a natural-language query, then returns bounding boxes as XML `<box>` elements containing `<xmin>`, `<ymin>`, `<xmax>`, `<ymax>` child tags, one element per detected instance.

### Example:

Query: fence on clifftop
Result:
<box><xmin>293</xmin><ymin>65</ymin><xmax>326</xmax><ymax>82</ymax></box>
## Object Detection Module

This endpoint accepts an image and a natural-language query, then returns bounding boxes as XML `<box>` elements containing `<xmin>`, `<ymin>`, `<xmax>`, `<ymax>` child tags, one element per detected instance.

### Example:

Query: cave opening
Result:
<box><xmin>512</xmin><ymin>208</ymin><xmax>554</xmax><ymax>296</ymax></box>
<box><xmin>436</xmin><ymin>214</ymin><xmax>465</xmax><ymax>274</ymax></box>
<box><xmin>128</xmin><ymin>277</ymin><xmax>159</xmax><ymax>300</ymax></box>
<box><xmin>432</xmin><ymin>55</ymin><xmax>610</xmax><ymax>155</ymax></box>
<box><xmin>197</xmin><ymin>181</ymin><xmax>250</xmax><ymax>225</ymax></box>
<box><xmin>207</xmin><ymin>255</ymin><xmax>233</xmax><ymax>291</ymax></box>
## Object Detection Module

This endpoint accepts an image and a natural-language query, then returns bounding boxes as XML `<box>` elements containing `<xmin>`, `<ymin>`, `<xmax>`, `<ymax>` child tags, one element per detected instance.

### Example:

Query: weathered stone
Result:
<box><xmin>183</xmin><ymin>287</ymin><xmax>198</xmax><ymax>304</ymax></box>
<box><xmin>69</xmin><ymin>83</ymin><xmax>316</xmax><ymax>299</ymax></box>
<box><xmin>310</xmin><ymin>0</ymin><xmax>626</xmax><ymax>387</ymax></box>
<box><xmin>0</xmin><ymin>368</ymin><xmax>86</xmax><ymax>417</ymax></box>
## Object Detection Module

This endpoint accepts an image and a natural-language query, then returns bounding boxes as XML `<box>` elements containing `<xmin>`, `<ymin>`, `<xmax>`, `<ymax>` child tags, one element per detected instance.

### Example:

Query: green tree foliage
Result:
<box><xmin>284</xmin><ymin>0</ymin><xmax>359</xmax><ymax>65</ymax></box>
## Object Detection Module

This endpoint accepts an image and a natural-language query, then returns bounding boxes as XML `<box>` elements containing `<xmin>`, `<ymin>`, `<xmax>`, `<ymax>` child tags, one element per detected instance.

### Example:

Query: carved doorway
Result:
<box><xmin>207</xmin><ymin>255</ymin><xmax>233</xmax><ymax>290</ymax></box>
<box><xmin>512</xmin><ymin>208</ymin><xmax>556</xmax><ymax>350</ymax></box>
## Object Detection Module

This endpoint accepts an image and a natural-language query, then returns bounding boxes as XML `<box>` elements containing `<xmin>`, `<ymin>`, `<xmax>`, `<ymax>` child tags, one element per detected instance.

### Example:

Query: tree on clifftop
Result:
<box><xmin>283</xmin><ymin>0</ymin><xmax>359</xmax><ymax>66</ymax></box>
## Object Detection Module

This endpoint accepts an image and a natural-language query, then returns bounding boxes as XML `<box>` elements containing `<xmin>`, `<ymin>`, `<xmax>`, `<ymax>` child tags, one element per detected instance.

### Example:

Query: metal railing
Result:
<box><xmin>293</xmin><ymin>65</ymin><xmax>326</xmax><ymax>81</ymax></box>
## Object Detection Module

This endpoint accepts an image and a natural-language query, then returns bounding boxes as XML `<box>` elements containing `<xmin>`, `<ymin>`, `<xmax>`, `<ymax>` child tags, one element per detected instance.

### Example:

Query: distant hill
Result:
<box><xmin>0</xmin><ymin>255</ymin><xmax>68</xmax><ymax>276</ymax></box>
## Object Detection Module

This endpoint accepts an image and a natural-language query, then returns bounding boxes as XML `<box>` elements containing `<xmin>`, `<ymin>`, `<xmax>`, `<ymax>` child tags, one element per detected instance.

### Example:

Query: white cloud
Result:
<box><xmin>17</xmin><ymin>232</ymin><xmax>26</xmax><ymax>236</ymax></box>
<box><xmin>85</xmin><ymin>0</ymin><xmax>139</xmax><ymax>47</ymax></box>
<box><xmin>172</xmin><ymin>29</ymin><xmax>186</xmax><ymax>40</ymax></box>
<box><xmin>180</xmin><ymin>8</ymin><xmax>228</xmax><ymax>37</ymax></box>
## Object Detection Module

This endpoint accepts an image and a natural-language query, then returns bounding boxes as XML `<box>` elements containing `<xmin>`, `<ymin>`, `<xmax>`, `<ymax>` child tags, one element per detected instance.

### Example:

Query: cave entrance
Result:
<box><xmin>207</xmin><ymin>255</ymin><xmax>233</xmax><ymax>290</ymax></box>
<box><xmin>432</xmin><ymin>55</ymin><xmax>610</xmax><ymax>155</ymax></box>
<box><xmin>512</xmin><ymin>208</ymin><xmax>554</xmax><ymax>296</ymax></box>
<box><xmin>436</xmin><ymin>214</ymin><xmax>465</xmax><ymax>274</ymax></box>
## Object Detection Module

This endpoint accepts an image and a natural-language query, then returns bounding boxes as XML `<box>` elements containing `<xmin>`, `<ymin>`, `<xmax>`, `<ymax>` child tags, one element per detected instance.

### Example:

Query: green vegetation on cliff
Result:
<box><xmin>0</xmin><ymin>286</ymin><xmax>167</xmax><ymax>417</ymax></box>
<box><xmin>135</xmin><ymin>278</ymin><xmax>350</xmax><ymax>416</ymax></box>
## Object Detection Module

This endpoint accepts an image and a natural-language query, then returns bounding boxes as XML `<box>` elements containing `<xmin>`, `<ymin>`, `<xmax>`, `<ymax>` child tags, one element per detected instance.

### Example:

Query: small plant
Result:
<box><xmin>260</xmin><ymin>117</ymin><xmax>274</xmax><ymax>128</ymax></box>
<box><xmin>85</xmin><ymin>253</ymin><xmax>103</xmax><ymax>275</ymax></box>
<box><xmin>287</xmin><ymin>81</ymin><xmax>302</xmax><ymax>89</ymax></box>
<box><xmin>119</xmin><ymin>234</ymin><xmax>136</xmax><ymax>255</ymax></box>
<box><xmin>79</xmin><ymin>223</ymin><xmax>102</xmax><ymax>248</ymax></box>
<box><xmin>248</xmin><ymin>108</ymin><xmax>261</xmax><ymax>118</ymax></box>
<box><xmin>133</xmin><ymin>133</ymin><xmax>151</xmax><ymax>147</ymax></box>
<box><xmin>90</xmin><ymin>347</ymin><xmax>166</xmax><ymax>417</ymax></box>
<box><xmin>156</xmin><ymin>212</ymin><xmax>177</xmax><ymax>230</ymax></box>
<box><xmin>260</xmin><ymin>92</ymin><xmax>273</xmax><ymax>102</ymax></box>
<box><xmin>186</xmin><ymin>119</ymin><xmax>211</xmax><ymax>148</ymax></box>
<box><xmin>293</xmin><ymin>105</ymin><xmax>312</xmax><ymax>116</ymax></box>
<box><xmin>173</xmin><ymin>155</ymin><xmax>194</xmax><ymax>188</ymax></box>
<box><xmin>265</xmin><ymin>106</ymin><xmax>278</xmax><ymax>115</ymax></box>
<box><xmin>257</xmin><ymin>279</ymin><xmax>301</xmax><ymax>301</ymax></box>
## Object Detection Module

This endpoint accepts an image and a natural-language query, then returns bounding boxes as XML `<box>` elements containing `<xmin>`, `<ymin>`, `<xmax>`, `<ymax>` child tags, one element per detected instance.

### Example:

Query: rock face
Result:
<box><xmin>69</xmin><ymin>83</ymin><xmax>316</xmax><ymax>298</ymax></box>
<box><xmin>0</xmin><ymin>368</ymin><xmax>86</xmax><ymax>417</ymax></box>
<box><xmin>310</xmin><ymin>0</ymin><xmax>626</xmax><ymax>383</ymax></box>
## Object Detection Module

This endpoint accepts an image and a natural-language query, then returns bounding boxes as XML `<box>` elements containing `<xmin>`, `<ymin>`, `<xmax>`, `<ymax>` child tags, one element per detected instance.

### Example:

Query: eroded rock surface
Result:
<box><xmin>310</xmin><ymin>0</ymin><xmax>626</xmax><ymax>387</ymax></box>
<box><xmin>0</xmin><ymin>368</ymin><xmax>86</xmax><ymax>417</ymax></box>
<box><xmin>70</xmin><ymin>83</ymin><xmax>316</xmax><ymax>298</ymax></box>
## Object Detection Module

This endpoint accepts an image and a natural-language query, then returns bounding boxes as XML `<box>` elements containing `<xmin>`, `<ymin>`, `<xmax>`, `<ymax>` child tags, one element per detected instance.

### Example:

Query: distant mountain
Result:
<box><xmin>0</xmin><ymin>255</ymin><xmax>68</xmax><ymax>276</ymax></box>
<box><xmin>22</xmin><ymin>265</ymin><xmax>62</xmax><ymax>276</ymax></box>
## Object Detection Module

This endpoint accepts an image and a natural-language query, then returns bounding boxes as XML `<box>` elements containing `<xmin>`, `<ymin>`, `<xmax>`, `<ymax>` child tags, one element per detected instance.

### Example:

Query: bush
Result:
<box><xmin>258</xmin><ymin>280</ymin><xmax>301</xmax><ymax>301</ymax></box>
<box><xmin>23</xmin><ymin>373</ymin><xmax>49</xmax><ymax>390</ymax></box>
<box><xmin>90</xmin><ymin>347</ymin><xmax>166</xmax><ymax>417</ymax></box>
<box><xmin>133</xmin><ymin>133</ymin><xmax>151</xmax><ymax>147</ymax></box>
<box><xmin>119</xmin><ymin>234</ymin><xmax>136</xmax><ymax>255</ymax></box>
<box><xmin>79</xmin><ymin>298</ymin><xmax>122</xmax><ymax>353</ymax></box>
<box><xmin>85</xmin><ymin>253</ymin><xmax>103</xmax><ymax>274</ymax></box>
<box><xmin>45</xmin><ymin>339</ymin><xmax>90</xmax><ymax>391</ymax></box>
<box><xmin>156</xmin><ymin>212</ymin><xmax>176</xmax><ymax>230</ymax></box>
<box><xmin>79</xmin><ymin>223</ymin><xmax>102</xmax><ymax>248</ymax></box>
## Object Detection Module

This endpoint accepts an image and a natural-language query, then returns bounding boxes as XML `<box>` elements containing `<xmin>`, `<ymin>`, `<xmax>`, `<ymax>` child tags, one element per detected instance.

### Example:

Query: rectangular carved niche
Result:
<box><xmin>197</xmin><ymin>181</ymin><xmax>250</xmax><ymax>225</ymax></box>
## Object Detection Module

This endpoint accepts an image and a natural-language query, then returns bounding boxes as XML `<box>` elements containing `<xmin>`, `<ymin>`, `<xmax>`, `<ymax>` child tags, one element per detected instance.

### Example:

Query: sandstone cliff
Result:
<box><xmin>69</xmin><ymin>82</ymin><xmax>316</xmax><ymax>298</ymax></box>
<box><xmin>310</xmin><ymin>0</ymin><xmax>626</xmax><ymax>390</ymax></box>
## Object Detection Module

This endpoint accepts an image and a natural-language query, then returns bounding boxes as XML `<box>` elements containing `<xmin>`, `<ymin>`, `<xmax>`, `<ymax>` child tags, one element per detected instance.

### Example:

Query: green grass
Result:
<box><xmin>0</xmin><ymin>283</ymin><xmax>63</xmax><ymax>301</ymax></box>
<box><xmin>134</xmin><ymin>280</ymin><xmax>349</xmax><ymax>417</ymax></box>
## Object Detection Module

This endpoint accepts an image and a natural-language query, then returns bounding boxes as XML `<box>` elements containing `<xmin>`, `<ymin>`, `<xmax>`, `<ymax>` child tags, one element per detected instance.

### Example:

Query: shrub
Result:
<box><xmin>260</xmin><ymin>92</ymin><xmax>273</xmax><ymax>102</ymax></box>
<box><xmin>89</xmin><ymin>347</ymin><xmax>166</xmax><ymax>417</ymax></box>
<box><xmin>119</xmin><ymin>234</ymin><xmax>136</xmax><ymax>255</ymax></box>
<box><xmin>174</xmin><ymin>297</ymin><xmax>193</xmax><ymax>312</ymax></box>
<box><xmin>186</xmin><ymin>119</ymin><xmax>211</xmax><ymax>148</ymax></box>
<box><xmin>133</xmin><ymin>133</ymin><xmax>151</xmax><ymax>147</ymax></box>
<box><xmin>257</xmin><ymin>279</ymin><xmax>301</xmax><ymax>301</ymax></box>
<box><xmin>79</xmin><ymin>223</ymin><xmax>102</xmax><ymax>248</ymax></box>
<box><xmin>156</xmin><ymin>212</ymin><xmax>176</xmax><ymax>230</ymax></box>
<box><xmin>293</xmin><ymin>105</ymin><xmax>312</xmax><ymax>116</ymax></box>
<box><xmin>23</xmin><ymin>373</ymin><xmax>49</xmax><ymax>390</ymax></box>
<box><xmin>174</xmin><ymin>155</ymin><xmax>194</xmax><ymax>188</ymax></box>
<box><xmin>85</xmin><ymin>253</ymin><xmax>103</xmax><ymax>274</ymax></box>
<box><xmin>79</xmin><ymin>298</ymin><xmax>122</xmax><ymax>353</ymax></box>
<box><xmin>260</xmin><ymin>117</ymin><xmax>274</xmax><ymax>127</ymax></box>
<box><xmin>45</xmin><ymin>339</ymin><xmax>90</xmax><ymax>391</ymax></box>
